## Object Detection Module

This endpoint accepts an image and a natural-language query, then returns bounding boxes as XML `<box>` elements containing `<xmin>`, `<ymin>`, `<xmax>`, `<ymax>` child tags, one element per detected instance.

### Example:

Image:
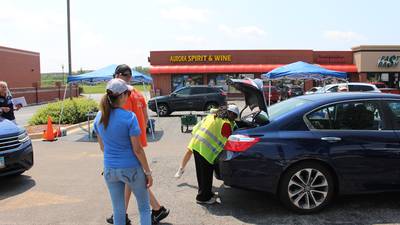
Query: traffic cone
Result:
<box><xmin>43</xmin><ymin>116</ymin><xmax>56</xmax><ymax>141</ymax></box>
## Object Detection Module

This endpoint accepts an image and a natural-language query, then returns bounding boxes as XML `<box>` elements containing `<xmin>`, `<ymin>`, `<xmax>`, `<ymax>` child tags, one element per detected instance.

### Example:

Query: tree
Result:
<box><xmin>134</xmin><ymin>66</ymin><xmax>150</xmax><ymax>75</ymax></box>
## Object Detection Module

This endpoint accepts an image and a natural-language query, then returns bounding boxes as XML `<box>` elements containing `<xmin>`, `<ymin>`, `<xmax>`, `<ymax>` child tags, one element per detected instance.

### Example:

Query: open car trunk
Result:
<box><xmin>227</xmin><ymin>78</ymin><xmax>270</xmax><ymax>129</ymax></box>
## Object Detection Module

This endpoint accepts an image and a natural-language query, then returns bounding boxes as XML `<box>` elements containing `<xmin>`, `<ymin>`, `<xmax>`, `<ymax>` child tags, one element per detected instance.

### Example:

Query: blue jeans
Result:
<box><xmin>104</xmin><ymin>167</ymin><xmax>151</xmax><ymax>225</ymax></box>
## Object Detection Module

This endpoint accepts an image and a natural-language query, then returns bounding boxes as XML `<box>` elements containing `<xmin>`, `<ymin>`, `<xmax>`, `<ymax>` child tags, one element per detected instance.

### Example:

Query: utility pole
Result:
<box><xmin>61</xmin><ymin>64</ymin><xmax>65</xmax><ymax>84</ymax></box>
<box><xmin>67</xmin><ymin>0</ymin><xmax>72</xmax><ymax>99</ymax></box>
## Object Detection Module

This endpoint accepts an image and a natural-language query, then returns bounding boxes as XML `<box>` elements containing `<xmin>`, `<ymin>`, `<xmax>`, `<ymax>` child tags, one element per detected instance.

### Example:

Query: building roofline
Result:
<box><xmin>0</xmin><ymin>45</ymin><xmax>40</xmax><ymax>56</ymax></box>
<box><xmin>352</xmin><ymin>45</ymin><xmax>400</xmax><ymax>52</ymax></box>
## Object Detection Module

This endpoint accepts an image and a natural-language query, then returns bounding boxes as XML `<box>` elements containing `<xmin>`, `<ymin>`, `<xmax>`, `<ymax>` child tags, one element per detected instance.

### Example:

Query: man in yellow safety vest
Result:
<box><xmin>188</xmin><ymin>104</ymin><xmax>239</xmax><ymax>204</ymax></box>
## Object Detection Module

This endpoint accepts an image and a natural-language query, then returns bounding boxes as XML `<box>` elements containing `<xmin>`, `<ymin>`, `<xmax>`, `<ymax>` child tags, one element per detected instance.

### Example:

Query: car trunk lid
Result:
<box><xmin>227</xmin><ymin>78</ymin><xmax>267</xmax><ymax>111</ymax></box>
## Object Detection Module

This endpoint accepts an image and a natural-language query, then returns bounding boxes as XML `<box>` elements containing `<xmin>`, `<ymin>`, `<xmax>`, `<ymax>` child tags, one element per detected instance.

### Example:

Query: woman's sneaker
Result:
<box><xmin>152</xmin><ymin>206</ymin><xmax>170</xmax><ymax>224</ymax></box>
<box><xmin>106</xmin><ymin>214</ymin><xmax>131</xmax><ymax>225</ymax></box>
<box><xmin>174</xmin><ymin>168</ymin><xmax>185</xmax><ymax>178</ymax></box>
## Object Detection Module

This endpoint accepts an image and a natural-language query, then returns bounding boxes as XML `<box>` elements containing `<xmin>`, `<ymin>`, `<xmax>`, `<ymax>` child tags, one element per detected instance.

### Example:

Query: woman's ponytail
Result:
<box><xmin>100</xmin><ymin>94</ymin><xmax>112</xmax><ymax>129</ymax></box>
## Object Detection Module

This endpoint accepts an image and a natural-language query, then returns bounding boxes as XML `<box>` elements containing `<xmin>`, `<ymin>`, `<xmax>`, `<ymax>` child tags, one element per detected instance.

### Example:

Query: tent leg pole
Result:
<box><xmin>152</xmin><ymin>84</ymin><xmax>161</xmax><ymax>137</ymax></box>
<box><xmin>58</xmin><ymin>84</ymin><xmax>69</xmax><ymax>128</ymax></box>
<box><xmin>143</xmin><ymin>82</ymin><xmax>155</xmax><ymax>140</ymax></box>
<box><xmin>268</xmin><ymin>80</ymin><xmax>271</xmax><ymax>106</ymax></box>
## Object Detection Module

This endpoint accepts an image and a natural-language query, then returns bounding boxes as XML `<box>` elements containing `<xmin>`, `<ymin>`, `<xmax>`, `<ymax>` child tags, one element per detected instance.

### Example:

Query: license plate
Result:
<box><xmin>0</xmin><ymin>157</ymin><xmax>5</xmax><ymax>169</ymax></box>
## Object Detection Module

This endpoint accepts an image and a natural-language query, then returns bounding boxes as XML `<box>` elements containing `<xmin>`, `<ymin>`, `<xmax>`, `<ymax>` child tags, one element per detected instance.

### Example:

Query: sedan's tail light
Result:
<box><xmin>221</xmin><ymin>91</ymin><xmax>227</xmax><ymax>96</ymax></box>
<box><xmin>224</xmin><ymin>135</ymin><xmax>260</xmax><ymax>152</ymax></box>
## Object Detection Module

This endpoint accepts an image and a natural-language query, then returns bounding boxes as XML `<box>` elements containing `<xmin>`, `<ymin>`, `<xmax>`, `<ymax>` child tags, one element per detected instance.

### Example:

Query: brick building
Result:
<box><xmin>0</xmin><ymin>45</ymin><xmax>79</xmax><ymax>104</ymax></box>
<box><xmin>0</xmin><ymin>46</ymin><xmax>41</xmax><ymax>88</ymax></box>
<box><xmin>149</xmin><ymin>45</ymin><xmax>400</xmax><ymax>96</ymax></box>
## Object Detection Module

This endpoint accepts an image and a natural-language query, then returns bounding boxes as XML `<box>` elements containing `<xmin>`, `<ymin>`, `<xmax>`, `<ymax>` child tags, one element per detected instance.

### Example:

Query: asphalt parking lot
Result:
<box><xmin>2</xmin><ymin>110</ymin><xmax>400</xmax><ymax>225</ymax></box>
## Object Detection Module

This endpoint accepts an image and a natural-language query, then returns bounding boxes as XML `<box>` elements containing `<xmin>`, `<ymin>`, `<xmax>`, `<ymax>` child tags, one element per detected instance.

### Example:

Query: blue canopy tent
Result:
<box><xmin>62</xmin><ymin>64</ymin><xmax>157</xmax><ymax>139</ymax></box>
<box><xmin>67</xmin><ymin>64</ymin><xmax>153</xmax><ymax>84</ymax></box>
<box><xmin>261</xmin><ymin>61</ymin><xmax>348</xmax><ymax>105</ymax></box>
<box><xmin>262</xmin><ymin>61</ymin><xmax>347</xmax><ymax>80</ymax></box>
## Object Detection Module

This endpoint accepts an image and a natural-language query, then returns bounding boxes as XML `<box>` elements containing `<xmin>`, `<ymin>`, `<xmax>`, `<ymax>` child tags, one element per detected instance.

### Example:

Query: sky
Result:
<box><xmin>1</xmin><ymin>0</ymin><xmax>399</xmax><ymax>73</ymax></box>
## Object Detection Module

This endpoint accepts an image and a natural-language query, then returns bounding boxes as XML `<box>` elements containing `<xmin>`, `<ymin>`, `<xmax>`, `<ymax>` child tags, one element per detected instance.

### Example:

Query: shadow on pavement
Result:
<box><xmin>203</xmin><ymin>185</ymin><xmax>400</xmax><ymax>225</ymax></box>
<box><xmin>177</xmin><ymin>182</ymin><xmax>198</xmax><ymax>190</ymax></box>
<box><xmin>147</xmin><ymin>130</ymin><xmax>164</xmax><ymax>143</ymax></box>
<box><xmin>0</xmin><ymin>175</ymin><xmax>36</xmax><ymax>201</ymax></box>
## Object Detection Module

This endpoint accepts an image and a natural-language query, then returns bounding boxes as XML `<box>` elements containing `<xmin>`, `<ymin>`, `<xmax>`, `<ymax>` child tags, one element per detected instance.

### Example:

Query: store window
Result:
<box><xmin>171</xmin><ymin>74</ymin><xmax>204</xmax><ymax>91</ymax></box>
<box><xmin>207</xmin><ymin>73</ymin><xmax>255</xmax><ymax>93</ymax></box>
<box><xmin>367</xmin><ymin>72</ymin><xmax>400</xmax><ymax>89</ymax></box>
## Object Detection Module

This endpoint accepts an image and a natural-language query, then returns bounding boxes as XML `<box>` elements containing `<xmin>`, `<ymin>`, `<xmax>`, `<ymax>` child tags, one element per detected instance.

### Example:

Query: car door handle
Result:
<box><xmin>321</xmin><ymin>137</ymin><xmax>342</xmax><ymax>142</ymax></box>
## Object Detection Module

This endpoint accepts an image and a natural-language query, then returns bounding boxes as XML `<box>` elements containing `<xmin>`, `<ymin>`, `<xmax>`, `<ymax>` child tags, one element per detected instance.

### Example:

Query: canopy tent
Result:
<box><xmin>67</xmin><ymin>64</ymin><xmax>153</xmax><ymax>84</ymax></box>
<box><xmin>61</xmin><ymin>64</ymin><xmax>157</xmax><ymax>139</ymax></box>
<box><xmin>261</xmin><ymin>61</ymin><xmax>348</xmax><ymax>106</ymax></box>
<box><xmin>261</xmin><ymin>61</ymin><xmax>347</xmax><ymax>80</ymax></box>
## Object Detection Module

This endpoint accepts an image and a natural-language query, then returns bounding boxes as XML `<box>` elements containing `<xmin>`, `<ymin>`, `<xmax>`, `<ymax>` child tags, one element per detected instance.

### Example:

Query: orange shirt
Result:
<box><xmin>123</xmin><ymin>89</ymin><xmax>148</xmax><ymax>147</ymax></box>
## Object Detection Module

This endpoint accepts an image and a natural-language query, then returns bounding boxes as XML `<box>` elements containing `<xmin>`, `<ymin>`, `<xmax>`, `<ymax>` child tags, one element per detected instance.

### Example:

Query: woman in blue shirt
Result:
<box><xmin>94</xmin><ymin>78</ymin><xmax>152</xmax><ymax>225</ymax></box>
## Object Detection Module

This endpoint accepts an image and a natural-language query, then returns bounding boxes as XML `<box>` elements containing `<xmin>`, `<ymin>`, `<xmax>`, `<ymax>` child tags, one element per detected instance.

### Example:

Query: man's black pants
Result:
<box><xmin>193</xmin><ymin>150</ymin><xmax>214</xmax><ymax>201</ymax></box>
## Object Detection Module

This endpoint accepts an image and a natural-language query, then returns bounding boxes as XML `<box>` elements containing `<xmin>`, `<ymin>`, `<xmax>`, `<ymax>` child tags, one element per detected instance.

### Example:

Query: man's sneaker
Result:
<box><xmin>106</xmin><ymin>214</ymin><xmax>131</xmax><ymax>225</ymax></box>
<box><xmin>174</xmin><ymin>168</ymin><xmax>185</xmax><ymax>178</ymax></box>
<box><xmin>196</xmin><ymin>196</ymin><xmax>218</xmax><ymax>205</ymax></box>
<box><xmin>152</xmin><ymin>206</ymin><xmax>170</xmax><ymax>224</ymax></box>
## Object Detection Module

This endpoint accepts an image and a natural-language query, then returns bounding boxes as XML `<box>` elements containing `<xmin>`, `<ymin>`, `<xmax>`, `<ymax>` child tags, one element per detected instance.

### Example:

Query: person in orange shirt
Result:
<box><xmin>106</xmin><ymin>64</ymin><xmax>169</xmax><ymax>225</ymax></box>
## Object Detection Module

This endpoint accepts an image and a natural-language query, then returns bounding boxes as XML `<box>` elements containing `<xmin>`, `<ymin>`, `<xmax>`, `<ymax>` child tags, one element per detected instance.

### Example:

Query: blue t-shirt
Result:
<box><xmin>94</xmin><ymin>108</ymin><xmax>141</xmax><ymax>169</ymax></box>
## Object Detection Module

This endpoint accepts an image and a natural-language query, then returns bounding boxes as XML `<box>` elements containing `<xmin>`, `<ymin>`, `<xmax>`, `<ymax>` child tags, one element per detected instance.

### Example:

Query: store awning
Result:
<box><xmin>150</xmin><ymin>64</ymin><xmax>358</xmax><ymax>74</ymax></box>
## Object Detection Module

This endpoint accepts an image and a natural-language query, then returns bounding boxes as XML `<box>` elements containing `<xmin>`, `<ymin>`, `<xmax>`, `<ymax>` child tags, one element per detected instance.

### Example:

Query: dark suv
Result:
<box><xmin>0</xmin><ymin>118</ymin><xmax>33</xmax><ymax>177</ymax></box>
<box><xmin>148</xmin><ymin>86</ymin><xmax>227</xmax><ymax>116</ymax></box>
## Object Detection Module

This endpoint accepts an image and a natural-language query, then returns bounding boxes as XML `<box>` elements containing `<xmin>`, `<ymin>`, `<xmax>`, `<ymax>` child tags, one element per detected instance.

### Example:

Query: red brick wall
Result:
<box><xmin>9</xmin><ymin>85</ymin><xmax>80</xmax><ymax>105</ymax></box>
<box><xmin>0</xmin><ymin>46</ymin><xmax>40</xmax><ymax>88</ymax></box>
<box><xmin>149</xmin><ymin>49</ymin><xmax>358</xmax><ymax>95</ymax></box>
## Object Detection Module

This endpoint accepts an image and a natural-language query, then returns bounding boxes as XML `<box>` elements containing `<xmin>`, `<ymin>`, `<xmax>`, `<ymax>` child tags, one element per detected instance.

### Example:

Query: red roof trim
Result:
<box><xmin>150</xmin><ymin>64</ymin><xmax>358</xmax><ymax>74</ymax></box>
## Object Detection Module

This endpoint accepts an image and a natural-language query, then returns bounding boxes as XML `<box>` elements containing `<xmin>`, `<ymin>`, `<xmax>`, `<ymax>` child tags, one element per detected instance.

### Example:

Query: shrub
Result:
<box><xmin>29</xmin><ymin>97</ymin><xmax>99</xmax><ymax>125</ymax></box>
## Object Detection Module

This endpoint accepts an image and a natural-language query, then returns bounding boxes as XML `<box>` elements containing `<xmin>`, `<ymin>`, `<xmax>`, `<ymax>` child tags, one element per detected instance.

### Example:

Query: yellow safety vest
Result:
<box><xmin>188</xmin><ymin>114</ymin><xmax>232</xmax><ymax>164</ymax></box>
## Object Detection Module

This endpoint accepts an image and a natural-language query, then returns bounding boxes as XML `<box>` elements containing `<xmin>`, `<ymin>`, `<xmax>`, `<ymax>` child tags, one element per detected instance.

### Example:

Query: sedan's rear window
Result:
<box><xmin>267</xmin><ymin>98</ymin><xmax>310</xmax><ymax>120</ymax></box>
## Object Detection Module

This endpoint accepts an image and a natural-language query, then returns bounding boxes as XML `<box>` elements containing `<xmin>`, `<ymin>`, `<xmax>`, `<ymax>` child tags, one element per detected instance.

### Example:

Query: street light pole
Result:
<box><xmin>67</xmin><ymin>0</ymin><xmax>72</xmax><ymax>99</ymax></box>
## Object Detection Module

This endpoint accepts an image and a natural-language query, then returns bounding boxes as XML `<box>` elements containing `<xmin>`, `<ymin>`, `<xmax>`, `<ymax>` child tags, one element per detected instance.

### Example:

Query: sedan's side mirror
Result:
<box><xmin>171</xmin><ymin>93</ymin><xmax>177</xmax><ymax>97</ymax></box>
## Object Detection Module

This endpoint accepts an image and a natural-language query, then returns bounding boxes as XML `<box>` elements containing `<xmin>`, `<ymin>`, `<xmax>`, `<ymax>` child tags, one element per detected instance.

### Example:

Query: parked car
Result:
<box><xmin>263</xmin><ymin>85</ymin><xmax>281</xmax><ymax>104</ymax></box>
<box><xmin>305</xmin><ymin>87</ymin><xmax>322</xmax><ymax>95</ymax></box>
<box><xmin>288</xmin><ymin>85</ymin><xmax>304</xmax><ymax>98</ymax></box>
<box><xmin>0</xmin><ymin>118</ymin><xmax>33</xmax><ymax>177</ymax></box>
<box><xmin>279</xmin><ymin>85</ymin><xmax>304</xmax><ymax>100</ymax></box>
<box><xmin>369</xmin><ymin>82</ymin><xmax>387</xmax><ymax>89</ymax></box>
<box><xmin>316</xmin><ymin>82</ymin><xmax>381</xmax><ymax>93</ymax></box>
<box><xmin>368</xmin><ymin>82</ymin><xmax>400</xmax><ymax>94</ymax></box>
<box><xmin>217</xmin><ymin>78</ymin><xmax>400</xmax><ymax>214</ymax></box>
<box><xmin>378</xmin><ymin>88</ymin><xmax>400</xmax><ymax>94</ymax></box>
<box><xmin>148</xmin><ymin>86</ymin><xmax>227</xmax><ymax>116</ymax></box>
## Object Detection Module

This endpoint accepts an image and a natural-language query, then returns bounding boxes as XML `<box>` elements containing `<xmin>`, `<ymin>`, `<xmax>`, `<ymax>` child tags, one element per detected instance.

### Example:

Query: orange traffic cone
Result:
<box><xmin>43</xmin><ymin>116</ymin><xmax>56</xmax><ymax>141</ymax></box>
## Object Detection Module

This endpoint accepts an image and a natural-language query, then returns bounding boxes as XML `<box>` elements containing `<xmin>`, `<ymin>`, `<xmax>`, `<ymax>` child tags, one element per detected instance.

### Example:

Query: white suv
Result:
<box><xmin>316</xmin><ymin>82</ymin><xmax>381</xmax><ymax>93</ymax></box>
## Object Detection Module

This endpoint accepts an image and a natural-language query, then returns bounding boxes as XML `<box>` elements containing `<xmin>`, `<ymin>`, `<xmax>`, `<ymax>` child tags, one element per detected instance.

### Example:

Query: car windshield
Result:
<box><xmin>267</xmin><ymin>98</ymin><xmax>311</xmax><ymax>120</ymax></box>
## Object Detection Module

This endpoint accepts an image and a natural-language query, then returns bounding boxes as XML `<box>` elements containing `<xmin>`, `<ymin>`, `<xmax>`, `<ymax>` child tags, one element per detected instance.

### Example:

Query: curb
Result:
<box><xmin>28</xmin><ymin>120</ymin><xmax>94</xmax><ymax>140</ymax></box>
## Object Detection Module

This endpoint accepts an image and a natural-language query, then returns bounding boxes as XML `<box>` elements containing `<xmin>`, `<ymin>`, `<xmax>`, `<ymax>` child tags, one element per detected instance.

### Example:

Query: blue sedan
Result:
<box><xmin>217</xmin><ymin>79</ymin><xmax>400</xmax><ymax>213</ymax></box>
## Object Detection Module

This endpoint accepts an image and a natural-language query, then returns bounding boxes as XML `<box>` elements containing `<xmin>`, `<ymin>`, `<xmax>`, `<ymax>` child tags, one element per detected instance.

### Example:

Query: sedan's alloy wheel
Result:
<box><xmin>158</xmin><ymin>105</ymin><xmax>168</xmax><ymax>116</ymax></box>
<box><xmin>288</xmin><ymin>168</ymin><xmax>329</xmax><ymax>210</ymax></box>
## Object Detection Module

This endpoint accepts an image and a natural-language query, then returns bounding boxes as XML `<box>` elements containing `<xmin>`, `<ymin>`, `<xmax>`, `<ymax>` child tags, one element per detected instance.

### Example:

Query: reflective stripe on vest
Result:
<box><xmin>187</xmin><ymin>115</ymin><xmax>231</xmax><ymax>164</ymax></box>
<box><xmin>192</xmin><ymin>134</ymin><xmax>218</xmax><ymax>153</ymax></box>
<box><xmin>199</xmin><ymin>127</ymin><xmax>225</xmax><ymax>149</ymax></box>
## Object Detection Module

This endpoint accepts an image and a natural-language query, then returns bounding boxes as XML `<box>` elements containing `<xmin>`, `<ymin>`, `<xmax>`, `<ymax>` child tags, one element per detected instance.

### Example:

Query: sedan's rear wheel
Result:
<box><xmin>279</xmin><ymin>162</ymin><xmax>334</xmax><ymax>214</ymax></box>
<box><xmin>157</xmin><ymin>104</ymin><xmax>170</xmax><ymax>116</ymax></box>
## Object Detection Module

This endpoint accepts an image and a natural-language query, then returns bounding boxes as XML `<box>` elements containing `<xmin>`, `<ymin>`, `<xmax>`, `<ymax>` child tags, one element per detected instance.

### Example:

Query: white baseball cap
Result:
<box><xmin>106</xmin><ymin>78</ymin><xmax>133</xmax><ymax>95</ymax></box>
<box><xmin>227</xmin><ymin>104</ymin><xmax>240</xmax><ymax>116</ymax></box>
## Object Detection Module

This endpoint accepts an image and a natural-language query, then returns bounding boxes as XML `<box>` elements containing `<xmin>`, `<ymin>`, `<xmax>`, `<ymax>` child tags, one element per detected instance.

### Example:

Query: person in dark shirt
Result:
<box><xmin>0</xmin><ymin>81</ymin><xmax>22</xmax><ymax>124</ymax></box>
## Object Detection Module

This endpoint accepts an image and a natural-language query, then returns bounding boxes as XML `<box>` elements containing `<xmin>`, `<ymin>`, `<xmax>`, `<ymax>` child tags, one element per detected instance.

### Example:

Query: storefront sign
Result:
<box><xmin>377</xmin><ymin>55</ymin><xmax>400</xmax><ymax>68</ymax></box>
<box><xmin>170</xmin><ymin>54</ymin><xmax>232</xmax><ymax>63</ymax></box>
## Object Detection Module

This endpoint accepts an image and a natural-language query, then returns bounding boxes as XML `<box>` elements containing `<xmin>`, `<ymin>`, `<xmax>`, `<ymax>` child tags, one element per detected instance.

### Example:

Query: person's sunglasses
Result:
<box><xmin>121</xmin><ymin>72</ymin><xmax>132</xmax><ymax>77</ymax></box>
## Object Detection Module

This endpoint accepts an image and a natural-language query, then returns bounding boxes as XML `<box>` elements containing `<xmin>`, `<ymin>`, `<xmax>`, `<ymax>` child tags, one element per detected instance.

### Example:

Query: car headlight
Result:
<box><xmin>18</xmin><ymin>131</ymin><xmax>30</xmax><ymax>143</ymax></box>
